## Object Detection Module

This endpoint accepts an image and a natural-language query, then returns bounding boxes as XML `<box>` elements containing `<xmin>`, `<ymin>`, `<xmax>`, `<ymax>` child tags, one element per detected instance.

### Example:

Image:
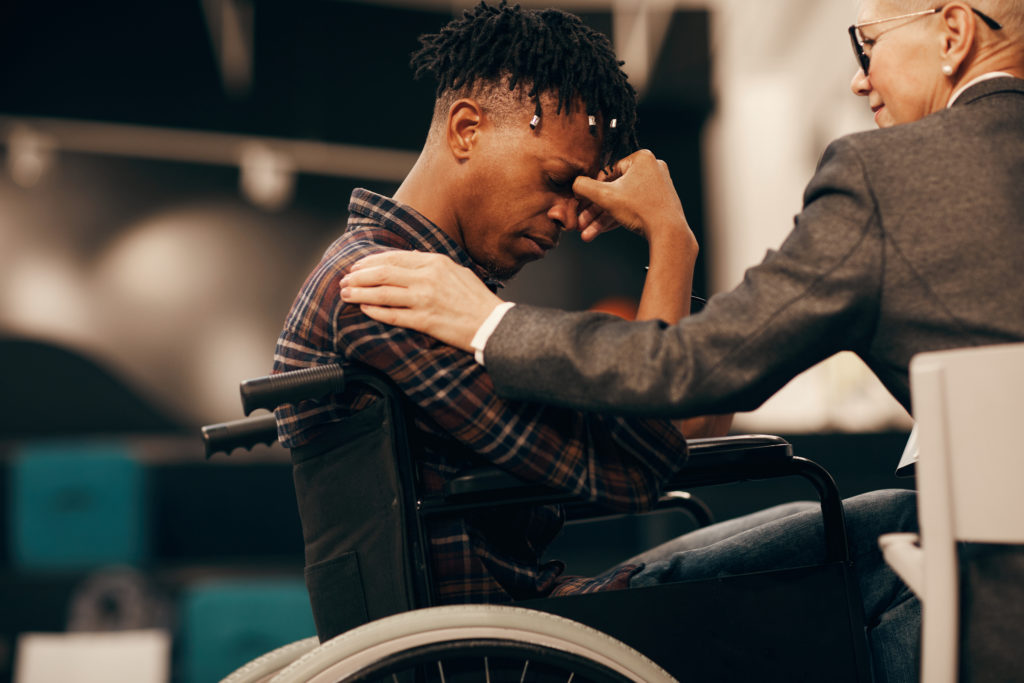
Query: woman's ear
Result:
<box><xmin>938</xmin><ymin>2</ymin><xmax>977</xmax><ymax>75</ymax></box>
<box><xmin>446</xmin><ymin>98</ymin><xmax>484</xmax><ymax>161</ymax></box>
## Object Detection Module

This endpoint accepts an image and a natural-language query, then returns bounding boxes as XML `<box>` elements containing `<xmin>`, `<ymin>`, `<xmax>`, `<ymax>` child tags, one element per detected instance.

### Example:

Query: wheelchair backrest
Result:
<box><xmin>284</xmin><ymin>368</ymin><xmax>433</xmax><ymax>641</ymax></box>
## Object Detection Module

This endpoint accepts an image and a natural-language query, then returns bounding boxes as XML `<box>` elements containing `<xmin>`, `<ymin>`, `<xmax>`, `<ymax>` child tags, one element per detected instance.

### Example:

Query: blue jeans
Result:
<box><xmin>622</xmin><ymin>489</ymin><xmax>920</xmax><ymax>683</ymax></box>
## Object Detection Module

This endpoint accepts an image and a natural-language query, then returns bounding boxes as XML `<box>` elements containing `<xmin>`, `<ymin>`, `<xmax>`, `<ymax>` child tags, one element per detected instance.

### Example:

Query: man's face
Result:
<box><xmin>458</xmin><ymin>105</ymin><xmax>603</xmax><ymax>279</ymax></box>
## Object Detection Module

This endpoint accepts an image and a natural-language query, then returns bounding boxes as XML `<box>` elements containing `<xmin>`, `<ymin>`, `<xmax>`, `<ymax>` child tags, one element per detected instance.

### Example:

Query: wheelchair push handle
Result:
<box><xmin>201</xmin><ymin>414</ymin><xmax>278</xmax><ymax>459</ymax></box>
<box><xmin>240</xmin><ymin>364</ymin><xmax>347</xmax><ymax>415</ymax></box>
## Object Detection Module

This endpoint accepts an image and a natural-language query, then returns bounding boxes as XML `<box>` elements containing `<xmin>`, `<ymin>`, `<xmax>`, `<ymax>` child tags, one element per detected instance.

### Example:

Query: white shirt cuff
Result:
<box><xmin>471</xmin><ymin>302</ymin><xmax>516</xmax><ymax>365</ymax></box>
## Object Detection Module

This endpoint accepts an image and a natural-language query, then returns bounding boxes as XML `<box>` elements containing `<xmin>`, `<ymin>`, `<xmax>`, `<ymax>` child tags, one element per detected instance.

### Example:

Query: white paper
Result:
<box><xmin>896</xmin><ymin>424</ymin><xmax>919</xmax><ymax>477</ymax></box>
<box><xmin>15</xmin><ymin>629</ymin><xmax>170</xmax><ymax>683</ymax></box>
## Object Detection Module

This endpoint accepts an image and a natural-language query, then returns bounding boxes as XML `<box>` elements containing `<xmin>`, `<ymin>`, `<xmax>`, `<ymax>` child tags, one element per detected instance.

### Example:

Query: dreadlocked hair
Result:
<box><xmin>411</xmin><ymin>0</ymin><xmax>639</xmax><ymax>166</ymax></box>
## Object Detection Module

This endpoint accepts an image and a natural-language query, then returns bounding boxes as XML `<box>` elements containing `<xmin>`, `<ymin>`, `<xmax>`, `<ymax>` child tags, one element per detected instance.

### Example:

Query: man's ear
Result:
<box><xmin>446</xmin><ymin>98</ymin><xmax>484</xmax><ymax>161</ymax></box>
<box><xmin>938</xmin><ymin>2</ymin><xmax>977</xmax><ymax>75</ymax></box>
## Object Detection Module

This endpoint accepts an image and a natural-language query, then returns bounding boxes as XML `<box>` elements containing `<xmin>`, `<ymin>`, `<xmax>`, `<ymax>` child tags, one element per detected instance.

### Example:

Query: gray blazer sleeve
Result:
<box><xmin>486</xmin><ymin>137</ymin><xmax>883</xmax><ymax>418</ymax></box>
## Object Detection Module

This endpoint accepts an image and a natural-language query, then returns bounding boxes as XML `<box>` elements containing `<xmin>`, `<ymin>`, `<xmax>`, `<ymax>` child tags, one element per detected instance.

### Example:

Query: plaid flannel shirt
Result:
<box><xmin>273</xmin><ymin>188</ymin><xmax>688</xmax><ymax>603</ymax></box>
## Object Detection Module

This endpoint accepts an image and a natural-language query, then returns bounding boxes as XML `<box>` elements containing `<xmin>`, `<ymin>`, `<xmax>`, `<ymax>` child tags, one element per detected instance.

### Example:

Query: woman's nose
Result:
<box><xmin>850</xmin><ymin>67</ymin><xmax>871</xmax><ymax>96</ymax></box>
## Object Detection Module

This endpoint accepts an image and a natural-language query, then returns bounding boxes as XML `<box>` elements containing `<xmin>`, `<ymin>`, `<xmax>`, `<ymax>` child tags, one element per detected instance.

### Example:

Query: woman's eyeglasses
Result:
<box><xmin>849</xmin><ymin>5</ymin><xmax>1002</xmax><ymax>75</ymax></box>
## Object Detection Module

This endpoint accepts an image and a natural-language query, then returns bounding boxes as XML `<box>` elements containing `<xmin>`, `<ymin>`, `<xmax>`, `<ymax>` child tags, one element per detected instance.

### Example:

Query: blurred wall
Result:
<box><xmin>0</xmin><ymin>0</ymin><xmax>911</xmax><ymax>434</ymax></box>
<box><xmin>0</xmin><ymin>0</ymin><xmax>711</xmax><ymax>428</ymax></box>
<box><xmin>0</xmin><ymin>151</ymin><xmax>359</xmax><ymax>424</ymax></box>
<box><xmin>704</xmin><ymin>0</ymin><xmax>912</xmax><ymax>433</ymax></box>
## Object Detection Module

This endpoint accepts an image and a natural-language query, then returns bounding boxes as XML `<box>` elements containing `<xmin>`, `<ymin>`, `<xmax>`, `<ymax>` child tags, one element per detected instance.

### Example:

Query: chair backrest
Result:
<box><xmin>284</xmin><ymin>368</ymin><xmax>432</xmax><ymax>642</ymax></box>
<box><xmin>911</xmin><ymin>342</ymin><xmax>1024</xmax><ymax>544</ymax></box>
<box><xmin>910</xmin><ymin>342</ymin><xmax>1024</xmax><ymax>679</ymax></box>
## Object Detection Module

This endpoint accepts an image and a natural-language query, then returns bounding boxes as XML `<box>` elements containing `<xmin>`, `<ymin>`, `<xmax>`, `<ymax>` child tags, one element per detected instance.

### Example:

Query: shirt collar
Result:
<box><xmin>347</xmin><ymin>188</ymin><xmax>503</xmax><ymax>289</ymax></box>
<box><xmin>947</xmin><ymin>71</ymin><xmax>1016</xmax><ymax>107</ymax></box>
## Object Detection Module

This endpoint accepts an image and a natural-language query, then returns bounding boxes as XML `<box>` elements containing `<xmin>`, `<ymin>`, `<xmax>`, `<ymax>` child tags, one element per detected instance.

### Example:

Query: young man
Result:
<box><xmin>274</xmin><ymin>0</ymin><xmax>696</xmax><ymax>605</ymax></box>
<box><xmin>276</xmin><ymin>4</ymin><xmax>919</xmax><ymax>680</ymax></box>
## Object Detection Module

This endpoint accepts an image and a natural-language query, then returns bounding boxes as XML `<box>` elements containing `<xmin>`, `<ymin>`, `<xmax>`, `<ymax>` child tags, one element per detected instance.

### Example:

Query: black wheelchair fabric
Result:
<box><xmin>959</xmin><ymin>542</ymin><xmax>1024</xmax><ymax>681</ymax></box>
<box><xmin>290</xmin><ymin>396</ymin><xmax>416</xmax><ymax>641</ymax></box>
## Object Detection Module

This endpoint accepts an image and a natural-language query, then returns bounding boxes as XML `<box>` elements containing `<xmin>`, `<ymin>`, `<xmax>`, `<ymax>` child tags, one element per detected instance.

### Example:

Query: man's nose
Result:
<box><xmin>550</xmin><ymin>197</ymin><xmax>579</xmax><ymax>231</ymax></box>
<box><xmin>850</xmin><ymin>67</ymin><xmax>871</xmax><ymax>96</ymax></box>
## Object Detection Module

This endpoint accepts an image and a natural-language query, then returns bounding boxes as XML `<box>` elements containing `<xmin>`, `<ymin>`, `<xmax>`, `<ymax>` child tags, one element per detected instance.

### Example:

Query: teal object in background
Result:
<box><xmin>179</xmin><ymin>578</ymin><xmax>315</xmax><ymax>683</ymax></box>
<box><xmin>10</xmin><ymin>442</ymin><xmax>147</xmax><ymax>570</ymax></box>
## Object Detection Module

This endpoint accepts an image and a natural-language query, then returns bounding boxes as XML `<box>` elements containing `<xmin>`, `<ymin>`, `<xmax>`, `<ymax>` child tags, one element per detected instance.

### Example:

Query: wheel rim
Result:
<box><xmin>334</xmin><ymin>638</ymin><xmax>644</xmax><ymax>683</ymax></box>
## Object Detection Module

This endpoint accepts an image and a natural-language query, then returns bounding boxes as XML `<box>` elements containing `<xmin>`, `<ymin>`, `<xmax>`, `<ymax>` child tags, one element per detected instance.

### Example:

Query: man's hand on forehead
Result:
<box><xmin>575</xmin><ymin>166</ymin><xmax>623</xmax><ymax>242</ymax></box>
<box><xmin>571</xmin><ymin>150</ymin><xmax>689</xmax><ymax>243</ymax></box>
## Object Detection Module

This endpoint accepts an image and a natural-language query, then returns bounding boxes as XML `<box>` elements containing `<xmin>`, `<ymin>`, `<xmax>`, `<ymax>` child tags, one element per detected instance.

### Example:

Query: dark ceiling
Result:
<box><xmin>0</xmin><ymin>0</ymin><xmax>711</xmax><ymax>151</ymax></box>
<box><xmin>0</xmin><ymin>1</ymin><xmax>714</xmax><ymax>293</ymax></box>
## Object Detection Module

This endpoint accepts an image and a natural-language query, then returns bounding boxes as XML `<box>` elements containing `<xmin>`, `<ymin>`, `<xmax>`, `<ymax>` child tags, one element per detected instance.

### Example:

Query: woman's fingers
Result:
<box><xmin>340</xmin><ymin>250</ymin><xmax>503</xmax><ymax>351</ymax></box>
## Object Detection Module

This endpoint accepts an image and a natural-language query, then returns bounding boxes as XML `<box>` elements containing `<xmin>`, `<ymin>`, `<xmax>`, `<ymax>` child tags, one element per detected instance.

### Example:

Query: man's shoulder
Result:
<box><xmin>280</xmin><ymin>228</ymin><xmax>404</xmax><ymax>332</ymax></box>
<box><xmin>315</xmin><ymin>225</ymin><xmax>412</xmax><ymax>278</ymax></box>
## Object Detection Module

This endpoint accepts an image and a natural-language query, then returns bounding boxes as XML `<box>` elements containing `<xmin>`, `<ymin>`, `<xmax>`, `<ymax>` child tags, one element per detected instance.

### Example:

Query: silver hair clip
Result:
<box><xmin>609</xmin><ymin>118</ymin><xmax>618</xmax><ymax>129</ymax></box>
<box><xmin>588</xmin><ymin>115</ymin><xmax>597</xmax><ymax>134</ymax></box>
<box><xmin>529</xmin><ymin>114</ymin><xmax>541</xmax><ymax>130</ymax></box>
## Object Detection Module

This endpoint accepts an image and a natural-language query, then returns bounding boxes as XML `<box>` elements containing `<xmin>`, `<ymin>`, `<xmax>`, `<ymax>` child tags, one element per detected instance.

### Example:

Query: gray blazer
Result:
<box><xmin>486</xmin><ymin>77</ymin><xmax>1024</xmax><ymax>418</ymax></box>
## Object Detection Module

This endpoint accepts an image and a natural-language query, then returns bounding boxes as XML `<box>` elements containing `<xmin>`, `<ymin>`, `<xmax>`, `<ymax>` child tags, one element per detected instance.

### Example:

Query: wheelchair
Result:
<box><xmin>201</xmin><ymin>363</ymin><xmax>873</xmax><ymax>682</ymax></box>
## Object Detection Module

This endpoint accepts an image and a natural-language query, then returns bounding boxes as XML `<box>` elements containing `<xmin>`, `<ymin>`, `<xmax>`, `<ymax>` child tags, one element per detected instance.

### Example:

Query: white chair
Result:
<box><xmin>879</xmin><ymin>342</ymin><xmax>1024</xmax><ymax>682</ymax></box>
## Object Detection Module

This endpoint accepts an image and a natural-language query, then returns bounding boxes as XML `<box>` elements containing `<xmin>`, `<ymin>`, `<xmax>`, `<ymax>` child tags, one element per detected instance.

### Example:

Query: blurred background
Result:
<box><xmin>0</xmin><ymin>0</ymin><xmax>914</xmax><ymax>680</ymax></box>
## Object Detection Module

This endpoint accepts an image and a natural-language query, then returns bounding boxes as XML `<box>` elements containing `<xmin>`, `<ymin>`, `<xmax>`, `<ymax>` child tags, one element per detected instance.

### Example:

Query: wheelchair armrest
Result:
<box><xmin>672</xmin><ymin>434</ymin><xmax>849</xmax><ymax>564</ymax></box>
<box><xmin>667</xmin><ymin>434</ymin><xmax>794</xmax><ymax>488</ymax></box>
<box><xmin>439</xmin><ymin>434</ymin><xmax>849</xmax><ymax>563</ymax></box>
<box><xmin>432</xmin><ymin>467</ymin><xmax>584</xmax><ymax>513</ymax></box>
<box><xmin>440</xmin><ymin>469</ymin><xmax>716</xmax><ymax>529</ymax></box>
<box><xmin>442</xmin><ymin>436</ymin><xmax>791</xmax><ymax>501</ymax></box>
<box><xmin>266</xmin><ymin>422</ymin><xmax>848</xmax><ymax>561</ymax></box>
<box><xmin>560</xmin><ymin>437</ymin><xmax>797</xmax><ymax>527</ymax></box>
<box><xmin>444</xmin><ymin>467</ymin><xmax>534</xmax><ymax>497</ymax></box>
<box><xmin>201</xmin><ymin>415</ymin><xmax>279</xmax><ymax>459</ymax></box>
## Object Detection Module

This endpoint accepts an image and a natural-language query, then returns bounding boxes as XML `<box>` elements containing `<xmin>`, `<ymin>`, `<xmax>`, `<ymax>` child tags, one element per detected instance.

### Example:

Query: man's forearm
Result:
<box><xmin>630</xmin><ymin>220</ymin><xmax>735</xmax><ymax>438</ymax></box>
<box><xmin>634</xmin><ymin>224</ymin><xmax>696</xmax><ymax>325</ymax></box>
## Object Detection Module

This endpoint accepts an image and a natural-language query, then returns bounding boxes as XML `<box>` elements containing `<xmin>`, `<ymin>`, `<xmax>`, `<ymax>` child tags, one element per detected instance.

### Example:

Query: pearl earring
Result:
<box><xmin>942</xmin><ymin>64</ymin><xmax>954</xmax><ymax>76</ymax></box>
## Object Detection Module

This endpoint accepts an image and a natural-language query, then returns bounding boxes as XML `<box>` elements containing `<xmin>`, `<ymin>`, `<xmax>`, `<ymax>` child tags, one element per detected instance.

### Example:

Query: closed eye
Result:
<box><xmin>546</xmin><ymin>175</ymin><xmax>574</xmax><ymax>192</ymax></box>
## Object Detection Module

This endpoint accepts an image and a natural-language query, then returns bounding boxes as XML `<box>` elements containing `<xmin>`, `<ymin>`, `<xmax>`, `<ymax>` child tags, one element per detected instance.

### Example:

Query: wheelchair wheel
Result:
<box><xmin>222</xmin><ymin>636</ymin><xmax>320</xmax><ymax>683</ymax></box>
<box><xmin>268</xmin><ymin>605</ymin><xmax>676</xmax><ymax>683</ymax></box>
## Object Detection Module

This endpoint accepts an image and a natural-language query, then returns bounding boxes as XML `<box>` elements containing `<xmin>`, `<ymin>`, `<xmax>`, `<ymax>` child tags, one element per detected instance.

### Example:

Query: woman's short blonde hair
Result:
<box><xmin>866</xmin><ymin>0</ymin><xmax>1024</xmax><ymax>37</ymax></box>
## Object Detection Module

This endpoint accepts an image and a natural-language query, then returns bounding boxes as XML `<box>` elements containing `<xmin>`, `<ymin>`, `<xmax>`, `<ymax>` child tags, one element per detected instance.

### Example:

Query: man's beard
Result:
<box><xmin>481</xmin><ymin>257</ymin><xmax>523</xmax><ymax>282</ymax></box>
